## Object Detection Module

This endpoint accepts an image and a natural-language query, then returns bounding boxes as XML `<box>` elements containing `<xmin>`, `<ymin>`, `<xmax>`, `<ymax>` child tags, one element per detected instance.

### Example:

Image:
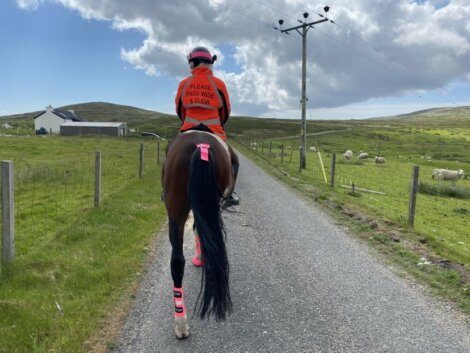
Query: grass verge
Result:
<box><xmin>234</xmin><ymin>141</ymin><xmax>470</xmax><ymax>318</ymax></box>
<box><xmin>0</xmin><ymin>169</ymin><xmax>166</xmax><ymax>353</ymax></box>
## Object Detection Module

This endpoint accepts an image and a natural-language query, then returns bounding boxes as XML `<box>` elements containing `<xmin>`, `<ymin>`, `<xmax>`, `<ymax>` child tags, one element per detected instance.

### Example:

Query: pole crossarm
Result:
<box><xmin>280</xmin><ymin>18</ymin><xmax>328</xmax><ymax>34</ymax></box>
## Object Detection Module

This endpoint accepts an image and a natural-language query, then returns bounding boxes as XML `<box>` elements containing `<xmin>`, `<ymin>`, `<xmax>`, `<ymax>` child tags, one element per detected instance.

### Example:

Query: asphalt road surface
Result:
<box><xmin>113</xmin><ymin>154</ymin><xmax>470</xmax><ymax>353</ymax></box>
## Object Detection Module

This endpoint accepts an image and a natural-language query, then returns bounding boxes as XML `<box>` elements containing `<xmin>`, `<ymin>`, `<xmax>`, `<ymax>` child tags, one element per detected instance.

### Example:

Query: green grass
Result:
<box><xmin>235</xmin><ymin>141</ymin><xmax>470</xmax><ymax>315</ymax></box>
<box><xmin>419</xmin><ymin>181</ymin><xmax>470</xmax><ymax>199</ymax></box>
<box><xmin>229</xmin><ymin>110</ymin><xmax>469</xmax><ymax>313</ymax></box>
<box><xmin>238</xmin><ymin>137</ymin><xmax>470</xmax><ymax>266</ymax></box>
<box><xmin>0</xmin><ymin>136</ymin><xmax>167</xmax><ymax>352</ymax></box>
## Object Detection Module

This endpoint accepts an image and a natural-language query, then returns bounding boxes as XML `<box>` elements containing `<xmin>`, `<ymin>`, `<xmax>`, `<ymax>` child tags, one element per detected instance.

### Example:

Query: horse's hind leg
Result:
<box><xmin>192</xmin><ymin>223</ymin><xmax>204</xmax><ymax>267</ymax></box>
<box><xmin>169</xmin><ymin>216</ymin><xmax>190</xmax><ymax>339</ymax></box>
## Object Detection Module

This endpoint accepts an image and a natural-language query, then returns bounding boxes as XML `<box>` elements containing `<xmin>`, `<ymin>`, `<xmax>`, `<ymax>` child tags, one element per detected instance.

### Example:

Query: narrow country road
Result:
<box><xmin>113</xmin><ymin>154</ymin><xmax>469</xmax><ymax>353</ymax></box>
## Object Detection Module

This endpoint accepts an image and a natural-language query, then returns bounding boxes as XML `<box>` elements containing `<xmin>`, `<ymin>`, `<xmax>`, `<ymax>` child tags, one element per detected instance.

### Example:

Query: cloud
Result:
<box><xmin>16</xmin><ymin>0</ymin><xmax>40</xmax><ymax>10</ymax></box>
<box><xmin>16</xmin><ymin>0</ymin><xmax>470</xmax><ymax>115</ymax></box>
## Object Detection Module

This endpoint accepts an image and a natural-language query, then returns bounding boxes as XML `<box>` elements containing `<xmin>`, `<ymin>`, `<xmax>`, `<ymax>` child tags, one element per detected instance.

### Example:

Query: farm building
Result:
<box><xmin>60</xmin><ymin>121</ymin><xmax>127</xmax><ymax>137</ymax></box>
<box><xmin>34</xmin><ymin>105</ymin><xmax>85</xmax><ymax>134</ymax></box>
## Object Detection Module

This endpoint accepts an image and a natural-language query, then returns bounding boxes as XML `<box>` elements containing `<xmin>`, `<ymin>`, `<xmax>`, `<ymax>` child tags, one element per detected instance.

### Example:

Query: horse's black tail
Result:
<box><xmin>189</xmin><ymin>146</ymin><xmax>232</xmax><ymax>321</ymax></box>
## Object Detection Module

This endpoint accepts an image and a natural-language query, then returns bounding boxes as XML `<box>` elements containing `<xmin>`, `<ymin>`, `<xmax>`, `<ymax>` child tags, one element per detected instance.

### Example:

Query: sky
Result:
<box><xmin>0</xmin><ymin>0</ymin><xmax>469</xmax><ymax>119</ymax></box>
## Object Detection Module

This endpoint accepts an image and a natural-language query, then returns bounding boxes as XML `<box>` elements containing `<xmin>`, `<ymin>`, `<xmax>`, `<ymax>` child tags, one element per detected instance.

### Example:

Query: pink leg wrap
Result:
<box><xmin>173</xmin><ymin>287</ymin><xmax>187</xmax><ymax>318</ymax></box>
<box><xmin>192</xmin><ymin>234</ymin><xmax>204</xmax><ymax>267</ymax></box>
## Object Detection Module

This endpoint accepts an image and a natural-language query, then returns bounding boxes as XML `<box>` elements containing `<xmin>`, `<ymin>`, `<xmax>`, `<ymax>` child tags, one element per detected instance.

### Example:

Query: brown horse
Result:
<box><xmin>162</xmin><ymin>130</ymin><xmax>235</xmax><ymax>338</ymax></box>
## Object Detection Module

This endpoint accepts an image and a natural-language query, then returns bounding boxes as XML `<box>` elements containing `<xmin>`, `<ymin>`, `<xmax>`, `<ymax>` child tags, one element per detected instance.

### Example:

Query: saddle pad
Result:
<box><xmin>182</xmin><ymin>130</ymin><xmax>230</xmax><ymax>158</ymax></box>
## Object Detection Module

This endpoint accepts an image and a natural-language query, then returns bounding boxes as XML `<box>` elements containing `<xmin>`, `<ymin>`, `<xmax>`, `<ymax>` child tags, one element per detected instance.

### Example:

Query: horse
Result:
<box><xmin>162</xmin><ymin>130</ymin><xmax>235</xmax><ymax>338</ymax></box>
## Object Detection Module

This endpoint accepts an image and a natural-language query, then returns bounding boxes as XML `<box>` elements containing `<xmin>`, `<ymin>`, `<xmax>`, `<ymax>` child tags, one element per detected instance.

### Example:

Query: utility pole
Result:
<box><xmin>277</xmin><ymin>7</ymin><xmax>330</xmax><ymax>169</ymax></box>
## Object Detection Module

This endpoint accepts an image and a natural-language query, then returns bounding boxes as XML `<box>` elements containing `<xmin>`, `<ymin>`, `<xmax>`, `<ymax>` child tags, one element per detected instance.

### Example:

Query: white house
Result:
<box><xmin>34</xmin><ymin>105</ymin><xmax>85</xmax><ymax>134</ymax></box>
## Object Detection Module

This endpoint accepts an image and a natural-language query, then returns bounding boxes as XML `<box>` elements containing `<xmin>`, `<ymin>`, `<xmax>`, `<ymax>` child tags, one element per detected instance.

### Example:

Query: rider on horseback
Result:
<box><xmin>175</xmin><ymin>46</ymin><xmax>240</xmax><ymax>206</ymax></box>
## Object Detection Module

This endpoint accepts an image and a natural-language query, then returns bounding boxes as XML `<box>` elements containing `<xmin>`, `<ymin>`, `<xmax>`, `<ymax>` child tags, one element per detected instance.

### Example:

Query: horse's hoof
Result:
<box><xmin>175</xmin><ymin>327</ymin><xmax>189</xmax><ymax>339</ymax></box>
<box><xmin>192</xmin><ymin>256</ymin><xmax>204</xmax><ymax>267</ymax></box>
<box><xmin>175</xmin><ymin>317</ymin><xmax>190</xmax><ymax>339</ymax></box>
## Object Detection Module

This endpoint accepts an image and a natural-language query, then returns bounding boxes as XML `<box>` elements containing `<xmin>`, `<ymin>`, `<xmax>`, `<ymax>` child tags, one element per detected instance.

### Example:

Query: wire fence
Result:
<box><xmin>236</xmin><ymin>138</ymin><xmax>470</xmax><ymax>242</ymax></box>
<box><xmin>1</xmin><ymin>140</ymin><xmax>166</xmax><ymax>265</ymax></box>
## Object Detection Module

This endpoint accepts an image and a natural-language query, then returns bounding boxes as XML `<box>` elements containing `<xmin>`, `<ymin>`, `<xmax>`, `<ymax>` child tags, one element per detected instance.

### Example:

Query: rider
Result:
<box><xmin>175</xmin><ymin>46</ymin><xmax>240</xmax><ymax>206</ymax></box>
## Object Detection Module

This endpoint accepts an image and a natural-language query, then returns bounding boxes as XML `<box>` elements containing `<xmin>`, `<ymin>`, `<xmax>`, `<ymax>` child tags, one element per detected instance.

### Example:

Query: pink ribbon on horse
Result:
<box><xmin>197</xmin><ymin>143</ymin><xmax>211</xmax><ymax>162</ymax></box>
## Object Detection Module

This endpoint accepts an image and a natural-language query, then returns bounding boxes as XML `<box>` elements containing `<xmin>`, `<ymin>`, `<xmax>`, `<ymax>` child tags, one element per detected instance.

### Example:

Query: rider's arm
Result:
<box><xmin>175</xmin><ymin>80</ymin><xmax>186</xmax><ymax>121</ymax></box>
<box><xmin>216</xmin><ymin>79</ymin><xmax>231</xmax><ymax>125</ymax></box>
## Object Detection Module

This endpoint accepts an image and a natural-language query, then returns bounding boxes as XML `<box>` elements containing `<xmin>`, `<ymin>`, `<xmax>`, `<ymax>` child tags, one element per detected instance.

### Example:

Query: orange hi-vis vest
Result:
<box><xmin>175</xmin><ymin>67</ymin><xmax>230</xmax><ymax>140</ymax></box>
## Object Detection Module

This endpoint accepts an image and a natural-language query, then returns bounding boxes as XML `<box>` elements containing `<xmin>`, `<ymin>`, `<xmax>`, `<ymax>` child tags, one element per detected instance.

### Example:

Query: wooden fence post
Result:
<box><xmin>281</xmin><ymin>144</ymin><xmax>284</xmax><ymax>163</ymax></box>
<box><xmin>299</xmin><ymin>148</ymin><xmax>302</xmax><ymax>173</ymax></box>
<box><xmin>139</xmin><ymin>143</ymin><xmax>144</xmax><ymax>178</ymax></box>
<box><xmin>1</xmin><ymin>161</ymin><xmax>15</xmax><ymax>263</ymax></box>
<box><xmin>269</xmin><ymin>142</ymin><xmax>272</xmax><ymax>158</ymax></box>
<box><xmin>408</xmin><ymin>165</ymin><xmax>420</xmax><ymax>227</ymax></box>
<box><xmin>289</xmin><ymin>148</ymin><xmax>294</xmax><ymax>163</ymax></box>
<box><xmin>157</xmin><ymin>141</ymin><xmax>160</xmax><ymax>165</ymax></box>
<box><xmin>330</xmin><ymin>153</ymin><xmax>336</xmax><ymax>189</ymax></box>
<box><xmin>94</xmin><ymin>151</ymin><xmax>101</xmax><ymax>208</ymax></box>
<box><xmin>261</xmin><ymin>141</ymin><xmax>264</xmax><ymax>154</ymax></box>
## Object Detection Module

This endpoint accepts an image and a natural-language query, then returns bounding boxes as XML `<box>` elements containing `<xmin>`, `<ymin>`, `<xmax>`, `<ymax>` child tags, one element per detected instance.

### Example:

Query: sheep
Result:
<box><xmin>286</xmin><ymin>146</ymin><xmax>292</xmax><ymax>150</ymax></box>
<box><xmin>374</xmin><ymin>156</ymin><xmax>386</xmax><ymax>164</ymax></box>
<box><xmin>432</xmin><ymin>169</ymin><xmax>465</xmax><ymax>183</ymax></box>
<box><xmin>309</xmin><ymin>146</ymin><xmax>317</xmax><ymax>152</ymax></box>
<box><xmin>250</xmin><ymin>142</ymin><xmax>258</xmax><ymax>150</ymax></box>
<box><xmin>343</xmin><ymin>150</ymin><xmax>353</xmax><ymax>160</ymax></box>
<box><xmin>358</xmin><ymin>152</ymin><xmax>368</xmax><ymax>160</ymax></box>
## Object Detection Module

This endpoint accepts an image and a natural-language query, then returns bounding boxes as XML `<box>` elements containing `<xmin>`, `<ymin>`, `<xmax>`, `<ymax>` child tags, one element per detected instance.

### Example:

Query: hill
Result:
<box><xmin>372</xmin><ymin>106</ymin><xmax>470</xmax><ymax>127</ymax></box>
<box><xmin>1</xmin><ymin>102</ymin><xmax>469</xmax><ymax>138</ymax></box>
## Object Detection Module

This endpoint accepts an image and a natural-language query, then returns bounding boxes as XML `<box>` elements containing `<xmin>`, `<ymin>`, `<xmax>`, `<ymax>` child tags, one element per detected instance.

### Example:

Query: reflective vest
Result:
<box><xmin>175</xmin><ymin>67</ymin><xmax>229</xmax><ymax>140</ymax></box>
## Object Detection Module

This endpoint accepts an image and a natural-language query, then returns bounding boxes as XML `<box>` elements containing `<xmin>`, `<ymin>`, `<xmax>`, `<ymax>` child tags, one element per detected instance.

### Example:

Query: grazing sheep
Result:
<box><xmin>250</xmin><ymin>142</ymin><xmax>258</xmax><ymax>149</ymax></box>
<box><xmin>432</xmin><ymin>169</ymin><xmax>465</xmax><ymax>183</ymax></box>
<box><xmin>374</xmin><ymin>156</ymin><xmax>386</xmax><ymax>164</ymax></box>
<box><xmin>358</xmin><ymin>152</ymin><xmax>368</xmax><ymax>160</ymax></box>
<box><xmin>343</xmin><ymin>150</ymin><xmax>353</xmax><ymax>160</ymax></box>
<box><xmin>286</xmin><ymin>146</ymin><xmax>292</xmax><ymax>150</ymax></box>
<box><xmin>309</xmin><ymin>146</ymin><xmax>317</xmax><ymax>152</ymax></box>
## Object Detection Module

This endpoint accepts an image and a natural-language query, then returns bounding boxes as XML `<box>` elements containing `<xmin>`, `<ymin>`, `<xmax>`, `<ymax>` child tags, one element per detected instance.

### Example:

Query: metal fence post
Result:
<box><xmin>2</xmin><ymin>160</ymin><xmax>15</xmax><ymax>264</ymax></box>
<box><xmin>408</xmin><ymin>165</ymin><xmax>420</xmax><ymax>227</ymax></box>
<box><xmin>94</xmin><ymin>151</ymin><xmax>101</xmax><ymax>208</ymax></box>
<box><xmin>139</xmin><ymin>143</ymin><xmax>144</xmax><ymax>178</ymax></box>
<box><xmin>330</xmin><ymin>153</ymin><xmax>336</xmax><ymax>189</ymax></box>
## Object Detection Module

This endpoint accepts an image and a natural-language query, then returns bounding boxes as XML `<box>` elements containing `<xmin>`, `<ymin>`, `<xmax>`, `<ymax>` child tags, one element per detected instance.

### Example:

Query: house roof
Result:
<box><xmin>60</xmin><ymin>122</ymin><xmax>125</xmax><ymax>127</ymax></box>
<box><xmin>34</xmin><ymin>109</ymin><xmax>86</xmax><ymax>122</ymax></box>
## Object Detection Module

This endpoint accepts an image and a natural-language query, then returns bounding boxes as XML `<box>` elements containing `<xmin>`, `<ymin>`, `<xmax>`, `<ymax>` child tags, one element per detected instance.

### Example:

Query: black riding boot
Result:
<box><xmin>226</xmin><ymin>162</ymin><xmax>240</xmax><ymax>206</ymax></box>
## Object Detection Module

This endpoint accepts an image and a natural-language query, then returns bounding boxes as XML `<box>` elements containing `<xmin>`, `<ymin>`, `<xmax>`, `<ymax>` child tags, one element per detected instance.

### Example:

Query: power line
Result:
<box><xmin>294</xmin><ymin>0</ymin><xmax>465</xmax><ymax>104</ymax></box>
<box><xmin>311</xmin><ymin>28</ymin><xmax>457</xmax><ymax>105</ymax></box>
<box><xmin>208</xmin><ymin>0</ymin><xmax>275</xmax><ymax>29</ymax></box>
<box><xmin>304</xmin><ymin>36</ymin><xmax>440</xmax><ymax>106</ymax></box>
<box><xmin>206</xmin><ymin>1</ymin><xmax>456</xmax><ymax>112</ymax></box>
<box><xmin>251</xmin><ymin>0</ymin><xmax>300</xmax><ymax>23</ymax></box>
<box><xmin>252</xmin><ymin>1</ymin><xmax>453</xmax><ymax>105</ymax></box>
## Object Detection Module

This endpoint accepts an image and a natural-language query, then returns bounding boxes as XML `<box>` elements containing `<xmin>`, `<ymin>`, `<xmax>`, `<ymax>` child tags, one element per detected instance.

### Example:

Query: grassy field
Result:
<box><xmin>0</xmin><ymin>135</ymin><xmax>167</xmax><ymax>352</ymax></box>
<box><xmin>229</xmin><ymin>108</ymin><xmax>469</xmax><ymax>313</ymax></box>
<box><xmin>237</xmin><ymin>136</ymin><xmax>469</xmax><ymax>263</ymax></box>
<box><xmin>1</xmin><ymin>102</ymin><xmax>468</xmax><ymax>318</ymax></box>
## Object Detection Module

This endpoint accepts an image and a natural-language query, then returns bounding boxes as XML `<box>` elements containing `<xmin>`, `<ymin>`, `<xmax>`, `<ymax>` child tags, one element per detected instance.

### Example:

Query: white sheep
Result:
<box><xmin>374</xmin><ymin>156</ymin><xmax>386</xmax><ymax>164</ymax></box>
<box><xmin>343</xmin><ymin>150</ymin><xmax>353</xmax><ymax>160</ymax></box>
<box><xmin>309</xmin><ymin>146</ymin><xmax>317</xmax><ymax>152</ymax></box>
<box><xmin>358</xmin><ymin>152</ymin><xmax>368</xmax><ymax>160</ymax></box>
<box><xmin>432</xmin><ymin>169</ymin><xmax>465</xmax><ymax>183</ymax></box>
<box><xmin>250</xmin><ymin>142</ymin><xmax>258</xmax><ymax>150</ymax></box>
